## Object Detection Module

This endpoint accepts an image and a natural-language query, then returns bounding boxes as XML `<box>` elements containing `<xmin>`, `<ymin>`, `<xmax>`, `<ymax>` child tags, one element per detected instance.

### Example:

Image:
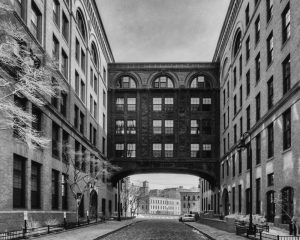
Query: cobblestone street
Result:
<box><xmin>101</xmin><ymin>220</ymin><xmax>209</xmax><ymax>240</ymax></box>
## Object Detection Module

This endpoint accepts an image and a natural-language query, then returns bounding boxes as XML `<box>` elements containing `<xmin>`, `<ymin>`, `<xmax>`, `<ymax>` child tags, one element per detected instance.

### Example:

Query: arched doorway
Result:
<box><xmin>266</xmin><ymin>191</ymin><xmax>275</xmax><ymax>222</ymax></box>
<box><xmin>222</xmin><ymin>189</ymin><xmax>229</xmax><ymax>216</ymax></box>
<box><xmin>281</xmin><ymin>187</ymin><xmax>294</xmax><ymax>224</ymax></box>
<box><xmin>89</xmin><ymin>190</ymin><xmax>98</xmax><ymax>219</ymax></box>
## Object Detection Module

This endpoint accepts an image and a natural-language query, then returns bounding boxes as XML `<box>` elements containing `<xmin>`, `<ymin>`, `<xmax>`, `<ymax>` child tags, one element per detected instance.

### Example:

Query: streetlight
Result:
<box><xmin>236</xmin><ymin>131</ymin><xmax>254</xmax><ymax>235</ymax></box>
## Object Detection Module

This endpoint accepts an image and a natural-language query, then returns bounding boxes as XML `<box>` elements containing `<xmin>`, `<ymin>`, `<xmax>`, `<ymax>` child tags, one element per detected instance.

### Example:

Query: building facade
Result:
<box><xmin>199</xmin><ymin>178</ymin><xmax>218</xmax><ymax>214</ymax></box>
<box><xmin>214</xmin><ymin>0</ymin><xmax>300</xmax><ymax>226</ymax></box>
<box><xmin>0</xmin><ymin>0</ymin><xmax>116</xmax><ymax>231</ymax></box>
<box><xmin>140</xmin><ymin>196</ymin><xmax>181</xmax><ymax>216</ymax></box>
<box><xmin>180</xmin><ymin>191</ymin><xmax>201</xmax><ymax>214</ymax></box>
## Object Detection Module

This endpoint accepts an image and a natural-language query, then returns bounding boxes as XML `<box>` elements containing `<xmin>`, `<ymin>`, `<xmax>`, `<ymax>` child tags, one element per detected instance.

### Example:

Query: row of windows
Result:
<box><xmin>116</xmin><ymin>75</ymin><xmax>213</xmax><ymax>89</ymax></box>
<box><xmin>115</xmin><ymin>143</ymin><xmax>212</xmax><ymax>158</ymax></box>
<box><xmin>150</xmin><ymin>199</ymin><xmax>179</xmax><ymax>205</ymax></box>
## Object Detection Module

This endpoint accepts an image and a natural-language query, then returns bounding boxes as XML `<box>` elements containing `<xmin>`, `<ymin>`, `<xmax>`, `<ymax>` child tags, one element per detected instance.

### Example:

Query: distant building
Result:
<box><xmin>139</xmin><ymin>196</ymin><xmax>181</xmax><ymax>215</ymax></box>
<box><xmin>180</xmin><ymin>191</ymin><xmax>201</xmax><ymax>214</ymax></box>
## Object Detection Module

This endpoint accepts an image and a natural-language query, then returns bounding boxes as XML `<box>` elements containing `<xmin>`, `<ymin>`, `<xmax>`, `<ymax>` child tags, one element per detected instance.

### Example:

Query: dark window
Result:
<box><xmin>80</xmin><ymin>80</ymin><xmax>85</xmax><ymax>102</ymax></box>
<box><xmin>91</xmin><ymin>43</ymin><xmax>98</xmax><ymax>67</ymax></box>
<box><xmin>246</xmin><ymin>188</ymin><xmax>251</xmax><ymax>214</ymax></box>
<box><xmin>266</xmin><ymin>0</ymin><xmax>273</xmax><ymax>22</ymax></box>
<box><xmin>93</xmin><ymin>127</ymin><xmax>97</xmax><ymax>145</ymax></box>
<box><xmin>246</xmin><ymin>70</ymin><xmax>250</xmax><ymax>96</ymax></box>
<box><xmin>226</xmin><ymin>160</ymin><xmax>229</xmax><ymax>176</ymax></box>
<box><xmin>232</xmin><ymin>154</ymin><xmax>236</xmax><ymax>177</ymax></box>
<box><xmin>60</xmin><ymin>92</ymin><xmax>67</xmax><ymax>117</ymax></box>
<box><xmin>62</xmin><ymin>130</ymin><xmax>69</xmax><ymax>163</ymax></box>
<box><xmin>13</xmin><ymin>154</ymin><xmax>26</xmax><ymax>208</ymax></box>
<box><xmin>223</xmin><ymin>89</ymin><xmax>226</xmax><ymax>106</ymax></box>
<box><xmin>61</xmin><ymin>50</ymin><xmax>68</xmax><ymax>79</ymax></box>
<box><xmin>245</xmin><ymin>4</ymin><xmax>250</xmax><ymax>25</ymax></box>
<box><xmin>62</xmin><ymin>174</ymin><xmax>68</xmax><ymax>210</ymax></box>
<box><xmin>282</xmin><ymin>4</ymin><xmax>290</xmax><ymax>43</ymax></box>
<box><xmin>30</xmin><ymin>2</ymin><xmax>42</xmax><ymax>42</ymax></box>
<box><xmin>52</xmin><ymin>35</ymin><xmax>59</xmax><ymax>60</ymax></box>
<box><xmin>282</xmin><ymin>55</ymin><xmax>291</xmax><ymax>95</ymax></box>
<box><xmin>75</xmin><ymin>141</ymin><xmax>80</xmax><ymax>169</ymax></box>
<box><xmin>267</xmin><ymin>123</ymin><xmax>274</xmax><ymax>158</ymax></box>
<box><xmin>246</xmin><ymin>105</ymin><xmax>251</xmax><ymax>131</ymax></box>
<box><xmin>267</xmin><ymin>173</ymin><xmax>274</xmax><ymax>186</ymax></box>
<box><xmin>52</xmin><ymin>122</ymin><xmax>60</xmax><ymax>159</ymax></box>
<box><xmin>202</xmin><ymin>119</ymin><xmax>211</xmax><ymax>135</ymax></box>
<box><xmin>256</xmin><ymin>133</ymin><xmax>261</xmax><ymax>165</ymax></box>
<box><xmin>32</xmin><ymin>105</ymin><xmax>42</xmax><ymax>132</ymax></box>
<box><xmin>202</xmin><ymin>144</ymin><xmax>212</xmax><ymax>158</ymax></box>
<box><xmin>221</xmin><ymin>163</ymin><xmax>224</xmax><ymax>179</ymax></box>
<box><xmin>74</xmin><ymin>105</ymin><xmax>79</xmax><ymax>128</ymax></box>
<box><xmin>79</xmin><ymin>112</ymin><xmax>84</xmax><ymax>134</ymax></box>
<box><xmin>239</xmin><ymin>55</ymin><xmax>242</xmax><ymax>76</ymax></box>
<box><xmin>75</xmin><ymin>71</ymin><xmax>79</xmax><ymax>95</ymax></box>
<box><xmin>246</xmin><ymin>36</ymin><xmax>250</xmax><ymax>60</ymax></box>
<box><xmin>76</xmin><ymin>10</ymin><xmax>86</xmax><ymax>40</ymax></box>
<box><xmin>238</xmin><ymin>184</ymin><xmax>242</xmax><ymax>213</ymax></box>
<box><xmin>234</xmin><ymin>95</ymin><xmax>237</xmax><ymax>115</ymax></box>
<box><xmin>81</xmin><ymin>49</ymin><xmax>85</xmax><ymax>73</ymax></box>
<box><xmin>190</xmin><ymin>98</ymin><xmax>200</xmax><ymax>111</ymax></box>
<box><xmin>281</xmin><ymin>187</ymin><xmax>294</xmax><ymax>224</ymax></box>
<box><xmin>256</xmin><ymin>178</ymin><xmax>261</xmax><ymax>214</ymax></box>
<box><xmin>52</xmin><ymin>170</ymin><xmax>59</xmax><ymax>210</ymax></box>
<box><xmin>31</xmin><ymin>162</ymin><xmax>41</xmax><ymax>209</ymax></box>
<box><xmin>115</xmin><ymin>144</ymin><xmax>124</xmax><ymax>158</ymax></box>
<box><xmin>202</xmin><ymin>98</ymin><xmax>211</xmax><ymax>111</ymax></box>
<box><xmin>239</xmin><ymin>85</ymin><xmax>243</xmax><ymax>108</ymax></box>
<box><xmin>153</xmin><ymin>76</ymin><xmax>174</xmax><ymax>88</ymax></box>
<box><xmin>234</xmin><ymin>124</ymin><xmax>237</xmax><ymax>144</ymax></box>
<box><xmin>233</xmin><ymin>67</ymin><xmax>237</xmax><ymax>87</ymax></box>
<box><xmin>267</xmin><ymin>32</ymin><xmax>274</xmax><ymax>65</ymax></box>
<box><xmin>81</xmin><ymin>147</ymin><xmax>86</xmax><ymax>172</ymax></box>
<box><xmin>94</xmin><ymin>76</ymin><xmax>98</xmax><ymax>94</ymax></box>
<box><xmin>256</xmin><ymin>93</ymin><xmax>260</xmax><ymax>122</ymax></box>
<box><xmin>191</xmin><ymin>144</ymin><xmax>200</xmax><ymax>158</ymax></box>
<box><xmin>267</xmin><ymin>77</ymin><xmax>274</xmax><ymax>109</ymax></box>
<box><xmin>75</xmin><ymin>38</ymin><xmax>80</xmax><ymax>62</ymax></box>
<box><xmin>232</xmin><ymin>187</ymin><xmax>235</xmax><ymax>213</ymax></box>
<box><xmin>240</xmin><ymin>117</ymin><xmax>243</xmax><ymax>138</ymax></box>
<box><xmin>238</xmin><ymin>150</ymin><xmax>242</xmax><ymax>174</ymax></box>
<box><xmin>255</xmin><ymin>53</ymin><xmax>261</xmax><ymax>82</ymax></box>
<box><xmin>165</xmin><ymin>144</ymin><xmax>174</xmax><ymax>158</ymax></box>
<box><xmin>53</xmin><ymin>0</ymin><xmax>60</xmax><ymax>26</ymax></box>
<box><xmin>15</xmin><ymin>0</ymin><xmax>26</xmax><ymax>21</ymax></box>
<box><xmin>255</xmin><ymin>15</ymin><xmax>260</xmax><ymax>43</ymax></box>
<box><xmin>266</xmin><ymin>191</ymin><xmax>275</xmax><ymax>222</ymax></box>
<box><xmin>233</xmin><ymin>31</ymin><xmax>242</xmax><ymax>57</ymax></box>
<box><xmin>94</xmin><ymin>101</ymin><xmax>97</xmax><ymax>119</ymax></box>
<box><xmin>283</xmin><ymin>108</ymin><xmax>291</xmax><ymax>150</ymax></box>
<box><xmin>62</xmin><ymin>12</ymin><xmax>69</xmax><ymax>42</ymax></box>
<box><xmin>246</xmin><ymin>143</ymin><xmax>251</xmax><ymax>170</ymax></box>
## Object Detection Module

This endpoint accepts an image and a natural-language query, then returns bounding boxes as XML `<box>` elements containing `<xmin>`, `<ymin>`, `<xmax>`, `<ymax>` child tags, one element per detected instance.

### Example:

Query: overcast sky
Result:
<box><xmin>97</xmin><ymin>1</ymin><xmax>230</xmax><ymax>189</ymax></box>
<box><xmin>97</xmin><ymin>0</ymin><xmax>230</xmax><ymax>62</ymax></box>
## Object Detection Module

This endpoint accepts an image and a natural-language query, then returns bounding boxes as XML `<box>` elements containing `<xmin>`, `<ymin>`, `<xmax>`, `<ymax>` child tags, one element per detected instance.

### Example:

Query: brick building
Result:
<box><xmin>180</xmin><ymin>191</ymin><xmax>201</xmax><ymax>214</ymax></box>
<box><xmin>0</xmin><ymin>0</ymin><xmax>116</xmax><ymax>231</ymax></box>
<box><xmin>214</xmin><ymin>0</ymin><xmax>300</xmax><ymax>226</ymax></box>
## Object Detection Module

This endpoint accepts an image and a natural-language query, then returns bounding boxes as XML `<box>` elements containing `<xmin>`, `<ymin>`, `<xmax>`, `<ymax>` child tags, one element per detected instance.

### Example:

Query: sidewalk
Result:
<box><xmin>31</xmin><ymin>219</ymin><xmax>137</xmax><ymax>240</ymax></box>
<box><xmin>185</xmin><ymin>221</ymin><xmax>246</xmax><ymax>240</ymax></box>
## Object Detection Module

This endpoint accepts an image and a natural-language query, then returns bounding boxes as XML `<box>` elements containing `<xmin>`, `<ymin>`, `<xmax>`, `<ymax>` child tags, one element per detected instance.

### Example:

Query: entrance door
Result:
<box><xmin>89</xmin><ymin>190</ymin><xmax>98</xmax><ymax>219</ymax></box>
<box><xmin>102</xmin><ymin>198</ymin><xmax>106</xmax><ymax>217</ymax></box>
<box><xmin>266</xmin><ymin>191</ymin><xmax>275</xmax><ymax>222</ymax></box>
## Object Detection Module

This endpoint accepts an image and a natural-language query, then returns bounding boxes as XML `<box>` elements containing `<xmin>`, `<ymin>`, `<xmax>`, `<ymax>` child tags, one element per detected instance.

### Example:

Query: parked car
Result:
<box><xmin>179</xmin><ymin>214</ymin><xmax>195</xmax><ymax>222</ymax></box>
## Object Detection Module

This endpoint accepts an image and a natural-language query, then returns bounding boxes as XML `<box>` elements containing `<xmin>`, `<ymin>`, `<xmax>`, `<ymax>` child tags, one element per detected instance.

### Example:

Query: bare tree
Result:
<box><xmin>0</xmin><ymin>1</ymin><xmax>63</xmax><ymax>148</ymax></box>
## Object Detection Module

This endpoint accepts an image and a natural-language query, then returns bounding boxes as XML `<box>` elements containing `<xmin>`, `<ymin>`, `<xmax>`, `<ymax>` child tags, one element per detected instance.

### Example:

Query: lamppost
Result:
<box><xmin>237</xmin><ymin>131</ymin><xmax>254</xmax><ymax>234</ymax></box>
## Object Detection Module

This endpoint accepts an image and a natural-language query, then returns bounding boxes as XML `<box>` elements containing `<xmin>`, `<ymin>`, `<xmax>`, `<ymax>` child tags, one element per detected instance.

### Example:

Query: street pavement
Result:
<box><xmin>101</xmin><ymin>220</ymin><xmax>210</xmax><ymax>240</ymax></box>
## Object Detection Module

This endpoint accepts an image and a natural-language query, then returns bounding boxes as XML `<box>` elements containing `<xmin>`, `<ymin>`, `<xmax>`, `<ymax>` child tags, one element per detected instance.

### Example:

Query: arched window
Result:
<box><xmin>190</xmin><ymin>76</ymin><xmax>211</xmax><ymax>88</ymax></box>
<box><xmin>233</xmin><ymin>30</ymin><xmax>242</xmax><ymax>57</ymax></box>
<box><xmin>153</xmin><ymin>76</ymin><xmax>174</xmax><ymax>88</ymax></box>
<box><xmin>76</xmin><ymin>9</ymin><xmax>86</xmax><ymax>41</ymax></box>
<box><xmin>117</xmin><ymin>76</ymin><xmax>136</xmax><ymax>88</ymax></box>
<box><xmin>91</xmin><ymin>42</ymin><xmax>98</xmax><ymax>67</ymax></box>
<box><xmin>281</xmin><ymin>187</ymin><xmax>294</xmax><ymax>224</ymax></box>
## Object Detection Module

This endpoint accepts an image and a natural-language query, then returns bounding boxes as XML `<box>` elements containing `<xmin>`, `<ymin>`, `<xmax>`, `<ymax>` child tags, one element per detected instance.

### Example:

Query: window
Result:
<box><xmin>152</xmin><ymin>143</ymin><xmax>161</xmax><ymax>158</ymax></box>
<box><xmin>81</xmin><ymin>49</ymin><xmax>85</xmax><ymax>73</ymax></box>
<box><xmin>127</xmin><ymin>144</ymin><xmax>136</xmax><ymax>158</ymax></box>
<box><xmin>116</xmin><ymin>98</ymin><xmax>124</xmax><ymax>111</ymax></box>
<box><xmin>191</xmin><ymin>144</ymin><xmax>200</xmax><ymax>158</ymax></box>
<box><xmin>61</xmin><ymin>92</ymin><xmax>67</xmax><ymax>117</ymax></box>
<box><xmin>267</xmin><ymin>173</ymin><xmax>274</xmax><ymax>186</ymax></box>
<box><xmin>232</xmin><ymin>154</ymin><xmax>236</xmax><ymax>177</ymax></box>
<box><xmin>246</xmin><ymin>70</ymin><xmax>250</xmax><ymax>96</ymax></box>
<box><xmin>79</xmin><ymin>112</ymin><xmax>84</xmax><ymax>134</ymax></box>
<box><xmin>227</xmin><ymin>81</ymin><xmax>230</xmax><ymax>98</ymax></box>
<box><xmin>165</xmin><ymin>120</ymin><xmax>173</xmax><ymax>135</ymax></box>
<box><xmin>115</xmin><ymin>120</ymin><xmax>124</xmax><ymax>135</ymax></box>
<box><xmin>15</xmin><ymin>0</ymin><xmax>26</xmax><ymax>21</ymax></box>
<box><xmin>232</xmin><ymin>187</ymin><xmax>235</xmax><ymax>213</ymax></box>
<box><xmin>75</xmin><ymin>141</ymin><xmax>80</xmax><ymax>169</ymax></box>
<box><xmin>256</xmin><ymin>178</ymin><xmax>261</xmax><ymax>214</ymax></box>
<box><xmin>91</xmin><ymin>42</ymin><xmax>98</xmax><ymax>67</ymax></box>
<box><xmin>266</xmin><ymin>191</ymin><xmax>275</xmax><ymax>222</ymax></box>
<box><xmin>153</xmin><ymin>98</ymin><xmax>162</xmax><ymax>111</ymax></box>
<box><xmin>75</xmin><ymin>38</ymin><xmax>80</xmax><ymax>62</ymax></box>
<box><xmin>127</xmin><ymin>98</ymin><xmax>136</xmax><ymax>111</ymax></box>
<box><xmin>191</xmin><ymin>120</ymin><xmax>200</xmax><ymax>135</ymax></box>
<box><xmin>52</xmin><ymin>170</ymin><xmax>59</xmax><ymax>210</ymax></box>
<box><xmin>93</xmin><ymin>127</ymin><xmax>96</xmax><ymax>146</ymax></box>
<box><xmin>256</xmin><ymin>93</ymin><xmax>260</xmax><ymax>122</ymax></box>
<box><xmin>246</xmin><ymin>36</ymin><xmax>250</xmax><ymax>60</ymax></box>
<box><xmin>240</xmin><ymin>117</ymin><xmax>243</xmax><ymax>138</ymax></box>
<box><xmin>61</xmin><ymin>50</ymin><xmax>68</xmax><ymax>79</ymax></box>
<box><xmin>76</xmin><ymin>10</ymin><xmax>86</xmax><ymax>40</ymax></box>
<box><xmin>202</xmin><ymin>98</ymin><xmax>211</xmax><ymax>111</ymax></box>
<box><xmin>90</xmin><ymin>68</ymin><xmax>93</xmax><ymax>86</ymax></box>
<box><xmin>32</xmin><ymin>105</ymin><xmax>42</xmax><ymax>132</ymax></box>
<box><xmin>165</xmin><ymin>98</ymin><xmax>173</xmax><ymax>111</ymax></box>
<box><xmin>246</xmin><ymin>188</ymin><xmax>251</xmax><ymax>214</ymax></box>
<box><xmin>62</xmin><ymin>174</ymin><xmax>68</xmax><ymax>210</ymax></box>
<box><xmin>223</xmin><ymin>89</ymin><xmax>226</xmax><ymax>106</ymax></box>
<box><xmin>267</xmin><ymin>32</ymin><xmax>274</xmax><ymax>65</ymax></box>
<box><xmin>267</xmin><ymin>123</ymin><xmax>274</xmax><ymax>158</ymax></box>
<box><xmin>221</xmin><ymin>162</ymin><xmax>224</xmax><ymax>178</ymax></box>
<box><xmin>80</xmin><ymin>81</ymin><xmax>85</xmax><ymax>102</ymax></box>
<box><xmin>245</xmin><ymin>4</ymin><xmax>250</xmax><ymax>25</ymax></box>
<box><xmin>52</xmin><ymin>35</ymin><xmax>59</xmax><ymax>60</ymax></box>
<box><xmin>246</xmin><ymin>144</ymin><xmax>251</xmax><ymax>170</ymax></box>
<box><xmin>238</xmin><ymin>184</ymin><xmax>242</xmax><ymax>213</ymax></box>
<box><xmin>255</xmin><ymin>53</ymin><xmax>261</xmax><ymax>82</ymax></box>
<box><xmin>234</xmin><ymin>124</ymin><xmax>237</xmax><ymax>144</ymax></box>
<box><xmin>13</xmin><ymin>154</ymin><xmax>26</xmax><ymax>208</ymax></box>
<box><xmin>153</xmin><ymin>120</ymin><xmax>162</xmax><ymax>134</ymax></box>
<box><xmin>246</xmin><ymin>105</ymin><xmax>251</xmax><ymax>131</ymax></box>
<box><xmin>191</xmin><ymin>98</ymin><xmax>200</xmax><ymax>111</ymax></box>
<box><xmin>238</xmin><ymin>150</ymin><xmax>242</xmax><ymax>174</ymax></box>
<box><xmin>31</xmin><ymin>2</ymin><xmax>42</xmax><ymax>42</ymax></box>
<box><xmin>266</xmin><ymin>0</ymin><xmax>273</xmax><ymax>23</ymax></box>
<box><xmin>267</xmin><ymin>77</ymin><xmax>274</xmax><ymax>109</ymax></box>
<box><xmin>202</xmin><ymin>144</ymin><xmax>212</xmax><ymax>158</ymax></box>
<box><xmin>283</xmin><ymin>108</ymin><xmax>291</xmax><ymax>150</ymax></box>
<box><xmin>90</xmin><ymin>95</ymin><xmax>93</xmax><ymax>116</ymax></box>
<box><xmin>255</xmin><ymin>15</ymin><xmax>260</xmax><ymax>43</ymax></box>
<box><xmin>127</xmin><ymin>120</ymin><xmax>136</xmax><ymax>135</ymax></box>
<box><xmin>31</xmin><ymin>162</ymin><xmax>41</xmax><ymax>209</ymax></box>
<box><xmin>153</xmin><ymin>76</ymin><xmax>174</xmax><ymax>88</ymax></box>
<box><xmin>256</xmin><ymin>133</ymin><xmax>261</xmax><ymax>164</ymax></box>
<box><xmin>93</xmin><ymin>101</ymin><xmax>97</xmax><ymax>119</ymax></box>
<box><xmin>282</xmin><ymin>4</ymin><xmax>290</xmax><ymax>43</ymax></box>
<box><xmin>281</xmin><ymin>187</ymin><xmax>294</xmax><ymax>224</ymax></box>
<box><xmin>53</xmin><ymin>0</ymin><xmax>60</xmax><ymax>26</ymax></box>
<box><xmin>202</xmin><ymin>119</ymin><xmax>211</xmax><ymax>134</ymax></box>
<box><xmin>117</xmin><ymin>76</ymin><xmax>136</xmax><ymax>88</ymax></box>
<box><xmin>94</xmin><ymin>76</ymin><xmax>98</xmax><ymax>94</ymax></box>
<box><xmin>103</xmin><ymin>68</ymin><xmax>107</xmax><ymax>85</ymax></box>
<box><xmin>165</xmin><ymin>144</ymin><xmax>173</xmax><ymax>158</ymax></box>
<box><xmin>190</xmin><ymin>76</ymin><xmax>211</xmax><ymax>88</ymax></box>
<box><xmin>116</xmin><ymin>144</ymin><xmax>124</xmax><ymax>158</ymax></box>
<box><xmin>74</xmin><ymin>105</ymin><xmax>79</xmax><ymax>128</ymax></box>
<box><xmin>52</xmin><ymin>122</ymin><xmax>60</xmax><ymax>159</ymax></box>
<box><xmin>239</xmin><ymin>55</ymin><xmax>242</xmax><ymax>76</ymax></box>
<box><xmin>239</xmin><ymin>85</ymin><xmax>243</xmax><ymax>107</ymax></box>
<box><xmin>62</xmin><ymin>12</ymin><xmax>69</xmax><ymax>41</ymax></box>
<box><xmin>103</xmin><ymin>114</ymin><xmax>106</xmax><ymax>132</ymax></box>
<box><xmin>75</xmin><ymin>71</ymin><xmax>79</xmax><ymax>95</ymax></box>
<box><xmin>234</xmin><ymin>95</ymin><xmax>237</xmax><ymax>115</ymax></box>
<box><xmin>282</xmin><ymin>55</ymin><xmax>291</xmax><ymax>94</ymax></box>
<box><xmin>233</xmin><ymin>67</ymin><xmax>237</xmax><ymax>87</ymax></box>
<box><xmin>233</xmin><ymin>30</ymin><xmax>242</xmax><ymax>57</ymax></box>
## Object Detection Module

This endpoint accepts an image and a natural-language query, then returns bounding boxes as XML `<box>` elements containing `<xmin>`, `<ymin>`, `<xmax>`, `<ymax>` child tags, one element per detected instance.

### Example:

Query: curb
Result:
<box><xmin>93</xmin><ymin>220</ymin><xmax>142</xmax><ymax>240</ymax></box>
<box><xmin>183</xmin><ymin>222</ymin><xmax>217</xmax><ymax>240</ymax></box>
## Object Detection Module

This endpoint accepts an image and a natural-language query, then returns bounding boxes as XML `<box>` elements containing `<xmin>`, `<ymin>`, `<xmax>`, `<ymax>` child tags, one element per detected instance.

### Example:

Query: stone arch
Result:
<box><xmin>112</xmin><ymin>72</ymin><xmax>141</xmax><ymax>89</ymax></box>
<box><xmin>147</xmin><ymin>71</ymin><xmax>180</xmax><ymax>89</ymax></box>
<box><xmin>184</xmin><ymin>71</ymin><xmax>218</xmax><ymax>89</ymax></box>
<box><xmin>231</xmin><ymin>22</ymin><xmax>244</xmax><ymax>60</ymax></box>
<box><xmin>74</xmin><ymin>0</ymin><xmax>89</xmax><ymax>42</ymax></box>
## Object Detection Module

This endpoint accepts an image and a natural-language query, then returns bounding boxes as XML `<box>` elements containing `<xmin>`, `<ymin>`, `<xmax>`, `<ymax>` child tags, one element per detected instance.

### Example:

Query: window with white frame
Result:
<box><xmin>190</xmin><ymin>120</ymin><xmax>200</xmax><ymax>135</ymax></box>
<box><xmin>153</xmin><ymin>98</ymin><xmax>162</xmax><ymax>111</ymax></box>
<box><xmin>116</xmin><ymin>98</ymin><xmax>124</xmax><ymax>111</ymax></box>
<box><xmin>165</xmin><ymin>98</ymin><xmax>174</xmax><ymax>111</ymax></box>
<box><xmin>115</xmin><ymin>144</ymin><xmax>124</xmax><ymax>158</ymax></box>
<box><xmin>153</xmin><ymin>144</ymin><xmax>162</xmax><ymax>158</ymax></box>
<box><xmin>127</xmin><ymin>120</ymin><xmax>136</xmax><ymax>135</ymax></box>
<box><xmin>202</xmin><ymin>98</ymin><xmax>211</xmax><ymax>111</ymax></box>
<box><xmin>165</xmin><ymin>144</ymin><xmax>173</xmax><ymax>158</ymax></box>
<box><xmin>127</xmin><ymin>144</ymin><xmax>136</xmax><ymax>158</ymax></box>
<box><xmin>127</xmin><ymin>98</ymin><xmax>136</xmax><ymax>111</ymax></box>
<box><xmin>165</xmin><ymin>120</ymin><xmax>173</xmax><ymax>135</ymax></box>
<box><xmin>153</xmin><ymin>120</ymin><xmax>162</xmax><ymax>134</ymax></box>
<box><xmin>191</xmin><ymin>98</ymin><xmax>200</xmax><ymax>111</ymax></box>
<box><xmin>191</xmin><ymin>144</ymin><xmax>200</xmax><ymax>158</ymax></box>
<box><xmin>115</xmin><ymin>120</ymin><xmax>124</xmax><ymax>135</ymax></box>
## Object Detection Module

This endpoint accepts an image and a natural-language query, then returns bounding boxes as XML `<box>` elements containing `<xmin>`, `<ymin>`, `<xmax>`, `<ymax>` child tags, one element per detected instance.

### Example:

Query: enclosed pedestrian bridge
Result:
<box><xmin>107</xmin><ymin>62</ymin><xmax>220</xmax><ymax>186</ymax></box>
